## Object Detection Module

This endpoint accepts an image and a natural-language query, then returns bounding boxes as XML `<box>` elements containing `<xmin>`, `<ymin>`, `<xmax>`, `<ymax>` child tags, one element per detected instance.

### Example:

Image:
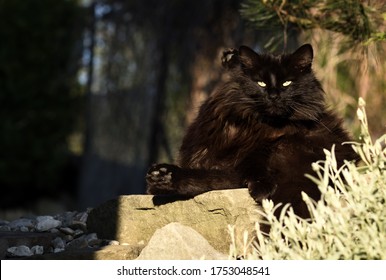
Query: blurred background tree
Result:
<box><xmin>0</xmin><ymin>0</ymin><xmax>85</xmax><ymax>211</ymax></box>
<box><xmin>0</xmin><ymin>0</ymin><xmax>385</xmax><ymax>216</ymax></box>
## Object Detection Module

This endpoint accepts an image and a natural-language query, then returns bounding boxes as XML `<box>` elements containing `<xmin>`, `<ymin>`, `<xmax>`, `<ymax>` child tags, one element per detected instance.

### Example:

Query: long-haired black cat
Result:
<box><xmin>146</xmin><ymin>44</ymin><xmax>357</xmax><ymax>218</ymax></box>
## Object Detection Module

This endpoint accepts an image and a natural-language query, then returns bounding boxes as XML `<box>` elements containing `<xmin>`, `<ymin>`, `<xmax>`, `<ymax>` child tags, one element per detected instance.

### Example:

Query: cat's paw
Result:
<box><xmin>245</xmin><ymin>180</ymin><xmax>277</xmax><ymax>202</ymax></box>
<box><xmin>221</xmin><ymin>48</ymin><xmax>239</xmax><ymax>69</ymax></box>
<box><xmin>146</xmin><ymin>163</ymin><xmax>179</xmax><ymax>195</ymax></box>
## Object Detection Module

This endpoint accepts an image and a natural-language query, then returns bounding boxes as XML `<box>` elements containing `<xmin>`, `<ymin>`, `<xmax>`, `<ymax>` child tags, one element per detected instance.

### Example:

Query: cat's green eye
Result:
<box><xmin>257</xmin><ymin>81</ymin><xmax>267</xmax><ymax>87</ymax></box>
<box><xmin>283</xmin><ymin>81</ymin><xmax>292</xmax><ymax>87</ymax></box>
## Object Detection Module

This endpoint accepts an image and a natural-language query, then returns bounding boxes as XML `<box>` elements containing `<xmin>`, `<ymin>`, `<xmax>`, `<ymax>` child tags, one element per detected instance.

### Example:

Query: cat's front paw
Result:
<box><xmin>146</xmin><ymin>163</ymin><xmax>179</xmax><ymax>195</ymax></box>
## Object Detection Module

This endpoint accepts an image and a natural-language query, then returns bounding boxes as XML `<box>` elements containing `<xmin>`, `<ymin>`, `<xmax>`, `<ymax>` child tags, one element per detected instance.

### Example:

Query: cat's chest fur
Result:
<box><xmin>179</xmin><ymin>113</ymin><xmax>321</xmax><ymax>170</ymax></box>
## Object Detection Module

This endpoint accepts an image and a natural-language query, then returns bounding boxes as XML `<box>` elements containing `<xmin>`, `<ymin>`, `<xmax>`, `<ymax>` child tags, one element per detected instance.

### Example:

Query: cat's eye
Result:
<box><xmin>282</xmin><ymin>81</ymin><xmax>292</xmax><ymax>87</ymax></box>
<box><xmin>257</xmin><ymin>81</ymin><xmax>267</xmax><ymax>87</ymax></box>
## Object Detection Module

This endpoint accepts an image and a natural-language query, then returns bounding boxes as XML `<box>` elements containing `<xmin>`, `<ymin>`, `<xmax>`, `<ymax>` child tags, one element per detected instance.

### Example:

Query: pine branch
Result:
<box><xmin>240</xmin><ymin>0</ymin><xmax>386</xmax><ymax>45</ymax></box>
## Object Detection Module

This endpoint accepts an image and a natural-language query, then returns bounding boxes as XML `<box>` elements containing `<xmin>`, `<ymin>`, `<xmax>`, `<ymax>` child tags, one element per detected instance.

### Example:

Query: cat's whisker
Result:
<box><xmin>290</xmin><ymin>104</ymin><xmax>332</xmax><ymax>133</ymax></box>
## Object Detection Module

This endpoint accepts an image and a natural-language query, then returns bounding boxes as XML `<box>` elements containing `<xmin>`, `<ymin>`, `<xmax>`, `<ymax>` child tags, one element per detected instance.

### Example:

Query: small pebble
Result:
<box><xmin>66</xmin><ymin>236</ymin><xmax>88</xmax><ymax>249</ymax></box>
<box><xmin>8</xmin><ymin>218</ymin><xmax>34</xmax><ymax>230</ymax></box>
<box><xmin>73</xmin><ymin>229</ymin><xmax>84</xmax><ymax>238</ymax></box>
<box><xmin>31</xmin><ymin>245</ymin><xmax>44</xmax><ymax>255</ymax></box>
<box><xmin>70</xmin><ymin>221</ymin><xmax>87</xmax><ymax>231</ymax></box>
<box><xmin>60</xmin><ymin>227</ymin><xmax>75</xmax><ymax>235</ymax></box>
<box><xmin>85</xmin><ymin>233</ymin><xmax>100</xmax><ymax>246</ymax></box>
<box><xmin>0</xmin><ymin>219</ymin><xmax>9</xmax><ymax>226</ymax></box>
<box><xmin>0</xmin><ymin>225</ymin><xmax>11</xmax><ymax>231</ymax></box>
<box><xmin>52</xmin><ymin>237</ymin><xmax>66</xmax><ymax>250</ymax></box>
<box><xmin>19</xmin><ymin>226</ymin><xmax>29</xmax><ymax>232</ymax></box>
<box><xmin>3</xmin><ymin>209</ymin><xmax>112</xmax><ymax>258</ymax></box>
<box><xmin>7</xmin><ymin>245</ymin><xmax>33</xmax><ymax>257</ymax></box>
<box><xmin>75</xmin><ymin>212</ymin><xmax>88</xmax><ymax>224</ymax></box>
<box><xmin>35</xmin><ymin>216</ymin><xmax>62</xmax><ymax>232</ymax></box>
<box><xmin>63</xmin><ymin>235</ymin><xmax>74</xmax><ymax>242</ymax></box>
<box><xmin>50</xmin><ymin>228</ymin><xmax>60</xmax><ymax>234</ymax></box>
<box><xmin>54</xmin><ymin>248</ymin><xmax>65</xmax><ymax>253</ymax></box>
<box><xmin>107</xmin><ymin>240</ymin><xmax>120</xmax><ymax>246</ymax></box>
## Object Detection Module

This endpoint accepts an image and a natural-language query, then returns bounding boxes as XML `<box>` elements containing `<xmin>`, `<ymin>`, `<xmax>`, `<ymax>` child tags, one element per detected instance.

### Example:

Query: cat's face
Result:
<box><xmin>230</xmin><ymin>44</ymin><xmax>325</xmax><ymax>122</ymax></box>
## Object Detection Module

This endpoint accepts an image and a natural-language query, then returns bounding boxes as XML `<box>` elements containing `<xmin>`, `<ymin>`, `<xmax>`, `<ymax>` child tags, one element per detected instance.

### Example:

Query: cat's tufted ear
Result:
<box><xmin>290</xmin><ymin>44</ymin><xmax>313</xmax><ymax>71</ymax></box>
<box><xmin>221</xmin><ymin>48</ymin><xmax>240</xmax><ymax>69</ymax></box>
<box><xmin>238</xmin><ymin>45</ymin><xmax>258</xmax><ymax>69</ymax></box>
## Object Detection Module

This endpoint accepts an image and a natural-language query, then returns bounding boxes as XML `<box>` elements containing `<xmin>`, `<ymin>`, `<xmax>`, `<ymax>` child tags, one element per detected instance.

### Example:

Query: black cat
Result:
<box><xmin>146</xmin><ymin>44</ymin><xmax>357</xmax><ymax>218</ymax></box>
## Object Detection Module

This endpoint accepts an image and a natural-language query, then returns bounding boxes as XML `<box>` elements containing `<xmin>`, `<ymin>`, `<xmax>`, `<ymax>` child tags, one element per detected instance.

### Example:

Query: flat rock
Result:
<box><xmin>137</xmin><ymin>222</ymin><xmax>227</xmax><ymax>260</ymax></box>
<box><xmin>87</xmin><ymin>189</ymin><xmax>262</xmax><ymax>254</ymax></box>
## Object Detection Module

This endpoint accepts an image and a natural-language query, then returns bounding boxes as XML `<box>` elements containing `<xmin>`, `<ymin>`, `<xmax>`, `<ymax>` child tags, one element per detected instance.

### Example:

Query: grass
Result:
<box><xmin>231</xmin><ymin>98</ymin><xmax>386</xmax><ymax>260</ymax></box>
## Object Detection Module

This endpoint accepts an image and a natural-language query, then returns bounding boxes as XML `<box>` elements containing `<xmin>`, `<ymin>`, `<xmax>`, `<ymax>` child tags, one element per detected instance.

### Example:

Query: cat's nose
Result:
<box><xmin>268</xmin><ymin>92</ymin><xmax>279</xmax><ymax>100</ymax></box>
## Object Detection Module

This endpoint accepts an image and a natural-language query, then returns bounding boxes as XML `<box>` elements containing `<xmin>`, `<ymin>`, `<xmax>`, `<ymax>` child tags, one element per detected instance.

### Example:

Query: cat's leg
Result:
<box><xmin>146</xmin><ymin>163</ymin><xmax>243</xmax><ymax>197</ymax></box>
<box><xmin>234</xmin><ymin>156</ymin><xmax>278</xmax><ymax>202</ymax></box>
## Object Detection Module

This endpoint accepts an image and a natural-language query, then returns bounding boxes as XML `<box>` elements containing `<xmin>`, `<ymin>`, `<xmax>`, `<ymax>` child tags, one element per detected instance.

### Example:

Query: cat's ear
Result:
<box><xmin>290</xmin><ymin>44</ymin><xmax>313</xmax><ymax>71</ymax></box>
<box><xmin>238</xmin><ymin>46</ymin><xmax>258</xmax><ymax>68</ymax></box>
<box><xmin>221</xmin><ymin>48</ymin><xmax>240</xmax><ymax>69</ymax></box>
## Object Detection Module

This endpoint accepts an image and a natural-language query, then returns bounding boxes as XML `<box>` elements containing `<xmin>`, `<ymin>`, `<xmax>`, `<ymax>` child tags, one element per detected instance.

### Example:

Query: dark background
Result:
<box><xmin>0</xmin><ymin>0</ymin><xmax>385</xmax><ymax>218</ymax></box>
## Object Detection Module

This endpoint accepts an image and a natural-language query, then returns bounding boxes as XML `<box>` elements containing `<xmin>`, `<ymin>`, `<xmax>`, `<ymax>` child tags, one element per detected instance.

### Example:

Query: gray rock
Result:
<box><xmin>70</xmin><ymin>221</ymin><xmax>87</xmax><ymax>231</ymax></box>
<box><xmin>73</xmin><ymin>229</ymin><xmax>84</xmax><ymax>238</ymax></box>
<box><xmin>63</xmin><ymin>235</ymin><xmax>74</xmax><ymax>242</ymax></box>
<box><xmin>52</xmin><ymin>237</ymin><xmax>66</xmax><ymax>250</ymax></box>
<box><xmin>0</xmin><ymin>231</ymin><xmax>55</xmax><ymax>259</ymax></box>
<box><xmin>66</xmin><ymin>236</ymin><xmax>88</xmax><ymax>250</ymax></box>
<box><xmin>85</xmin><ymin>233</ymin><xmax>100</xmax><ymax>246</ymax></box>
<box><xmin>54</xmin><ymin>248</ymin><xmax>65</xmax><ymax>253</ymax></box>
<box><xmin>8</xmin><ymin>218</ymin><xmax>34</xmax><ymax>230</ymax></box>
<box><xmin>137</xmin><ymin>223</ymin><xmax>228</xmax><ymax>260</ymax></box>
<box><xmin>75</xmin><ymin>212</ymin><xmax>88</xmax><ymax>224</ymax></box>
<box><xmin>59</xmin><ymin>227</ymin><xmax>75</xmax><ymax>235</ymax></box>
<box><xmin>55</xmin><ymin>211</ymin><xmax>75</xmax><ymax>227</ymax></box>
<box><xmin>7</xmin><ymin>245</ymin><xmax>33</xmax><ymax>257</ymax></box>
<box><xmin>0</xmin><ymin>225</ymin><xmax>11</xmax><ymax>232</ymax></box>
<box><xmin>88</xmin><ymin>189</ymin><xmax>262</xmax><ymax>253</ymax></box>
<box><xmin>50</xmin><ymin>228</ymin><xmax>60</xmax><ymax>234</ymax></box>
<box><xmin>19</xmin><ymin>226</ymin><xmax>29</xmax><ymax>232</ymax></box>
<box><xmin>31</xmin><ymin>245</ymin><xmax>44</xmax><ymax>255</ymax></box>
<box><xmin>35</xmin><ymin>216</ymin><xmax>62</xmax><ymax>232</ymax></box>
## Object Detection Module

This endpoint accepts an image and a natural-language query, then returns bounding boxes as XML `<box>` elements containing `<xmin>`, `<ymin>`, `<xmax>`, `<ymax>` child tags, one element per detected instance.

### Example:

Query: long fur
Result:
<box><xmin>146</xmin><ymin>44</ymin><xmax>358</xmax><ymax>218</ymax></box>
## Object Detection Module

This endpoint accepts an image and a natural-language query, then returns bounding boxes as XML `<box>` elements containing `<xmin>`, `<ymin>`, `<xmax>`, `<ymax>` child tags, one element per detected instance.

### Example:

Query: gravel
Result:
<box><xmin>2</xmin><ymin>209</ymin><xmax>120</xmax><ymax>258</ymax></box>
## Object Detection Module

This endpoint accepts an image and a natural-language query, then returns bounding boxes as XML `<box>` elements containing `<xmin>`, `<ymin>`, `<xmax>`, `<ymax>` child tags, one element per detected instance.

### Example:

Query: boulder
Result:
<box><xmin>137</xmin><ymin>222</ymin><xmax>227</xmax><ymax>260</ymax></box>
<box><xmin>87</xmin><ymin>189</ymin><xmax>262</xmax><ymax>254</ymax></box>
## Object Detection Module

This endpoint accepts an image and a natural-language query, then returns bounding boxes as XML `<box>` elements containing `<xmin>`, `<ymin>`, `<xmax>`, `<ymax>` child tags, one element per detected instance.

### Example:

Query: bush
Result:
<box><xmin>246</xmin><ymin>98</ymin><xmax>386</xmax><ymax>259</ymax></box>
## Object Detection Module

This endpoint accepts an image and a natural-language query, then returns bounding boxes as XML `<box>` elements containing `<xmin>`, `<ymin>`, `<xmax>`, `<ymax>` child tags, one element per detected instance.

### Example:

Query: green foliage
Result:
<box><xmin>0</xmin><ymin>0</ymin><xmax>84</xmax><ymax>191</ymax></box>
<box><xmin>248</xmin><ymin>99</ymin><xmax>386</xmax><ymax>259</ymax></box>
<box><xmin>241</xmin><ymin>0</ymin><xmax>386</xmax><ymax>46</ymax></box>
